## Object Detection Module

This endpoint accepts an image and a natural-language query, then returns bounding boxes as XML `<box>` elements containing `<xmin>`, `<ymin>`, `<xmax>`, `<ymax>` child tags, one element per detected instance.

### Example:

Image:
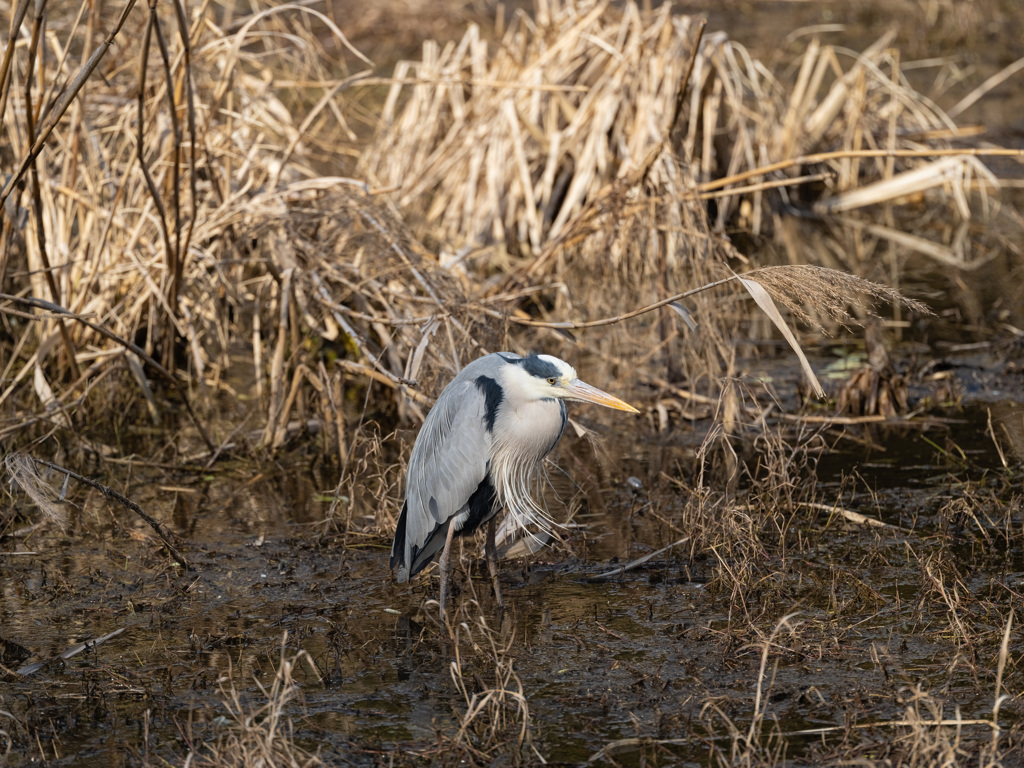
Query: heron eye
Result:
<box><xmin>547</xmin><ymin>377</ymin><xmax>557</xmax><ymax>385</ymax></box>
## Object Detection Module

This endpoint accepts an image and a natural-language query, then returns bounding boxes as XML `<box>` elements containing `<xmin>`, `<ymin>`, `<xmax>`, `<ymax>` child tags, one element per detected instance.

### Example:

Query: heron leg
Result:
<box><xmin>485</xmin><ymin>517</ymin><xmax>504</xmax><ymax>609</ymax></box>
<box><xmin>437</xmin><ymin>522</ymin><xmax>458</xmax><ymax>619</ymax></box>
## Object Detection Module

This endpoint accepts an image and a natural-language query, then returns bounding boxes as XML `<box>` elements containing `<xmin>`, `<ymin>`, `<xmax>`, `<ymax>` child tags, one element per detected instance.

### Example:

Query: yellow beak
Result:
<box><xmin>563</xmin><ymin>379</ymin><xmax>640</xmax><ymax>413</ymax></box>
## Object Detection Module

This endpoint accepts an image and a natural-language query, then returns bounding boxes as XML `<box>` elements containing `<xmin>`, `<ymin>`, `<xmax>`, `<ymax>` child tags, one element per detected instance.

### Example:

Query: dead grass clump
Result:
<box><xmin>363</xmin><ymin>3</ymin><xmax>992</xmax><ymax>258</ymax></box>
<box><xmin>0</xmin><ymin>0</ymin><xmax>506</xmax><ymax>455</ymax></box>
<box><xmin>883</xmin><ymin>687</ymin><xmax>986</xmax><ymax>767</ymax></box>
<box><xmin>362</xmin><ymin>1</ymin><xmax>999</xmax><ymax>288</ymax></box>
<box><xmin>810</xmin><ymin>683</ymin><xmax>1013</xmax><ymax>768</ymax></box>
<box><xmin>323</xmin><ymin>424</ymin><xmax>405</xmax><ymax>538</ymax></box>
<box><xmin>185</xmin><ymin>638</ymin><xmax>323</xmax><ymax>768</ymax></box>
<box><xmin>694</xmin><ymin>614</ymin><xmax>1017</xmax><ymax>768</ymax></box>
<box><xmin>197</xmin><ymin>185</ymin><xmax>498</xmax><ymax>453</ymax></box>
<box><xmin>662</xmin><ymin>414</ymin><xmax>826</xmax><ymax>627</ymax></box>
<box><xmin>741</xmin><ymin>420</ymin><xmax>826</xmax><ymax>524</ymax></box>
<box><xmin>833</xmin><ymin>320</ymin><xmax>911</xmax><ymax>417</ymax></box>
<box><xmin>447</xmin><ymin>601</ymin><xmax>542</xmax><ymax>766</ymax></box>
<box><xmin>700</xmin><ymin>613</ymin><xmax>802</xmax><ymax>768</ymax></box>
<box><xmin>360</xmin><ymin>0</ymin><xmax>979</xmax><ymax>411</ymax></box>
<box><xmin>361</xmin><ymin>3</ymin><xmax>697</xmax><ymax>251</ymax></box>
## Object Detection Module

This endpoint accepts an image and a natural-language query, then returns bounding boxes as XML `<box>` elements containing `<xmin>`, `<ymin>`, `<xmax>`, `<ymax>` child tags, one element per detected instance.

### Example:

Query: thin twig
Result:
<box><xmin>136</xmin><ymin>1</ymin><xmax>175</xmax><ymax>310</ymax></box>
<box><xmin>172</xmin><ymin>0</ymin><xmax>198</xmax><ymax>284</ymax></box>
<box><xmin>13</xmin><ymin>455</ymin><xmax>190</xmax><ymax>570</ymax></box>
<box><xmin>589</xmin><ymin>536</ymin><xmax>690</xmax><ymax>581</ymax></box>
<box><xmin>668</xmin><ymin>17</ymin><xmax>706</xmax><ymax>137</ymax></box>
<box><xmin>23</xmin><ymin>0</ymin><xmax>82</xmax><ymax>378</ymax></box>
<box><xmin>152</xmin><ymin>0</ymin><xmax>183</xmax><ymax>313</ymax></box>
<box><xmin>0</xmin><ymin>0</ymin><xmax>33</xmax><ymax>131</ymax></box>
<box><xmin>508</xmin><ymin>274</ymin><xmax>740</xmax><ymax>329</ymax></box>
<box><xmin>0</xmin><ymin>293</ymin><xmax>215</xmax><ymax>451</ymax></box>
<box><xmin>696</xmin><ymin>147</ymin><xmax>1024</xmax><ymax>195</ymax></box>
<box><xmin>0</xmin><ymin>0</ymin><xmax>139</xmax><ymax>206</ymax></box>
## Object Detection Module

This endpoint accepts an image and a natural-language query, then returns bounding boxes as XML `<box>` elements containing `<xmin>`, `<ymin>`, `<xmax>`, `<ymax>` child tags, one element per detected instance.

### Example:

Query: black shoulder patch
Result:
<box><xmin>475</xmin><ymin>375</ymin><xmax>503</xmax><ymax>432</ymax></box>
<box><xmin>520</xmin><ymin>354</ymin><xmax>561</xmax><ymax>380</ymax></box>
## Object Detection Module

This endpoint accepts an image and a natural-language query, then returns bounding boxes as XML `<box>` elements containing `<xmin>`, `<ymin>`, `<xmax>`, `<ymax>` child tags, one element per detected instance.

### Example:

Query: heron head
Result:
<box><xmin>516</xmin><ymin>354</ymin><xmax>639</xmax><ymax>413</ymax></box>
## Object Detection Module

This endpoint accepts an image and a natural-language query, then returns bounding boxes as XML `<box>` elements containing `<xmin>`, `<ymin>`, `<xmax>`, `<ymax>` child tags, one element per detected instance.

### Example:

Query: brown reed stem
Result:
<box><xmin>24</xmin><ymin>0</ymin><xmax>82</xmax><ymax>378</ymax></box>
<box><xmin>152</xmin><ymin>0</ymin><xmax>182</xmax><ymax>313</ymax></box>
<box><xmin>136</xmin><ymin>1</ymin><xmax>173</xmax><ymax>314</ymax></box>
<box><xmin>698</xmin><ymin>147</ymin><xmax>1024</xmax><ymax>194</ymax></box>
<box><xmin>0</xmin><ymin>0</ymin><xmax>33</xmax><ymax>131</ymax></box>
<box><xmin>0</xmin><ymin>0</ymin><xmax>139</xmax><ymax>207</ymax></box>
<box><xmin>172</xmin><ymin>0</ymin><xmax>198</xmax><ymax>283</ymax></box>
<box><xmin>668</xmin><ymin>17</ymin><xmax>706</xmax><ymax>138</ymax></box>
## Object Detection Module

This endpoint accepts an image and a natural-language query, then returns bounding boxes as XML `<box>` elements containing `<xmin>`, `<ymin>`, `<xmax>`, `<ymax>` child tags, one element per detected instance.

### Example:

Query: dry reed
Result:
<box><xmin>1</xmin><ymin>0</ymin><xmax>997</xmax><ymax>459</ymax></box>
<box><xmin>448</xmin><ymin>600</ymin><xmax>542</xmax><ymax>765</ymax></box>
<box><xmin>0</xmin><ymin>0</ymin><xmax>495</xmax><ymax>456</ymax></box>
<box><xmin>184</xmin><ymin>636</ymin><xmax>324</xmax><ymax>768</ymax></box>
<box><xmin>362</xmin><ymin>0</ymin><xmax>1000</xmax><ymax>301</ymax></box>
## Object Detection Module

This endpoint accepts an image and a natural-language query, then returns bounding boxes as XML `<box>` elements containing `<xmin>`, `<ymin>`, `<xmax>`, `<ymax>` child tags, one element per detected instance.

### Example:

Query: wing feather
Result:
<box><xmin>391</xmin><ymin>371</ymin><xmax>494</xmax><ymax>581</ymax></box>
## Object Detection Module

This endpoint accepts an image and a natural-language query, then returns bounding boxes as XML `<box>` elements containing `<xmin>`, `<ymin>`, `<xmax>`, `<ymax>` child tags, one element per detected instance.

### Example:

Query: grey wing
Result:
<box><xmin>391</xmin><ymin>375</ymin><xmax>493</xmax><ymax>581</ymax></box>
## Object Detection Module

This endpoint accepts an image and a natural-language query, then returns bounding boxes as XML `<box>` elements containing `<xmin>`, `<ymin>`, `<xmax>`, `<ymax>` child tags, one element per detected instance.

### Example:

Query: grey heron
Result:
<box><xmin>390</xmin><ymin>352</ymin><xmax>639</xmax><ymax>614</ymax></box>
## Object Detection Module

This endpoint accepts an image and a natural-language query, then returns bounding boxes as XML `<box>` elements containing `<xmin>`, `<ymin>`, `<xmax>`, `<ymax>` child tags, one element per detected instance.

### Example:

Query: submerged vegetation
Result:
<box><xmin>1</xmin><ymin>0</ymin><xmax>1023</xmax><ymax>765</ymax></box>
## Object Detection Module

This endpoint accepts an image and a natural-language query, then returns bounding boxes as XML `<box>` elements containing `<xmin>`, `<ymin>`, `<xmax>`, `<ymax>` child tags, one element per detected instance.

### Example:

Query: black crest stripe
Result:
<box><xmin>520</xmin><ymin>354</ymin><xmax>561</xmax><ymax>380</ymax></box>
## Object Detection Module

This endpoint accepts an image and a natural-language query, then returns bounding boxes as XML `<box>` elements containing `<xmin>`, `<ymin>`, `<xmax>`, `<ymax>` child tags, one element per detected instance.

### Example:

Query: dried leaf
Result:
<box><xmin>736</xmin><ymin>275</ymin><xmax>825</xmax><ymax>399</ymax></box>
<box><xmin>669</xmin><ymin>301</ymin><xmax>699</xmax><ymax>331</ymax></box>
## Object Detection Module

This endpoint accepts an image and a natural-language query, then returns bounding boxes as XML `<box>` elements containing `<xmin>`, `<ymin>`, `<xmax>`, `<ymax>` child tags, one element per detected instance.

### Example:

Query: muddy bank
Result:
<box><xmin>3</xmin><ymin>346</ymin><xmax>1024</xmax><ymax>765</ymax></box>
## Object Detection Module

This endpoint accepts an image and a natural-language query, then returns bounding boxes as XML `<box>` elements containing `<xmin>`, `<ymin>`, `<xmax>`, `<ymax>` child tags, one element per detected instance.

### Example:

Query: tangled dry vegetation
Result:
<box><xmin>183</xmin><ymin>637</ymin><xmax>327</xmax><ymax>768</ymax></box>
<box><xmin>0</xmin><ymin>0</ymin><xmax>1009</xmax><ymax>464</ymax></box>
<box><xmin>1</xmin><ymin>4</ymin><xmax>1022</xmax><ymax>762</ymax></box>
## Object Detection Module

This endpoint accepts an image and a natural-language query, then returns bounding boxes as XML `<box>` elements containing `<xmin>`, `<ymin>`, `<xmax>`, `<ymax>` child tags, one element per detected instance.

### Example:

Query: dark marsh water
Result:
<box><xmin>4</xmin><ymin>0</ymin><xmax>1024</xmax><ymax>765</ymax></box>
<box><xmin>3</xmin><ymin>375</ymin><xmax>1024</xmax><ymax>765</ymax></box>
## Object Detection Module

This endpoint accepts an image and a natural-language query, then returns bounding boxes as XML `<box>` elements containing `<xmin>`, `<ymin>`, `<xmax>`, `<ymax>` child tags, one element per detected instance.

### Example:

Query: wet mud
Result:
<box><xmin>3</xmin><ymin>345</ymin><xmax>1024</xmax><ymax>765</ymax></box>
<box><xmin>4</xmin><ymin>0</ymin><xmax>1024</xmax><ymax>765</ymax></box>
